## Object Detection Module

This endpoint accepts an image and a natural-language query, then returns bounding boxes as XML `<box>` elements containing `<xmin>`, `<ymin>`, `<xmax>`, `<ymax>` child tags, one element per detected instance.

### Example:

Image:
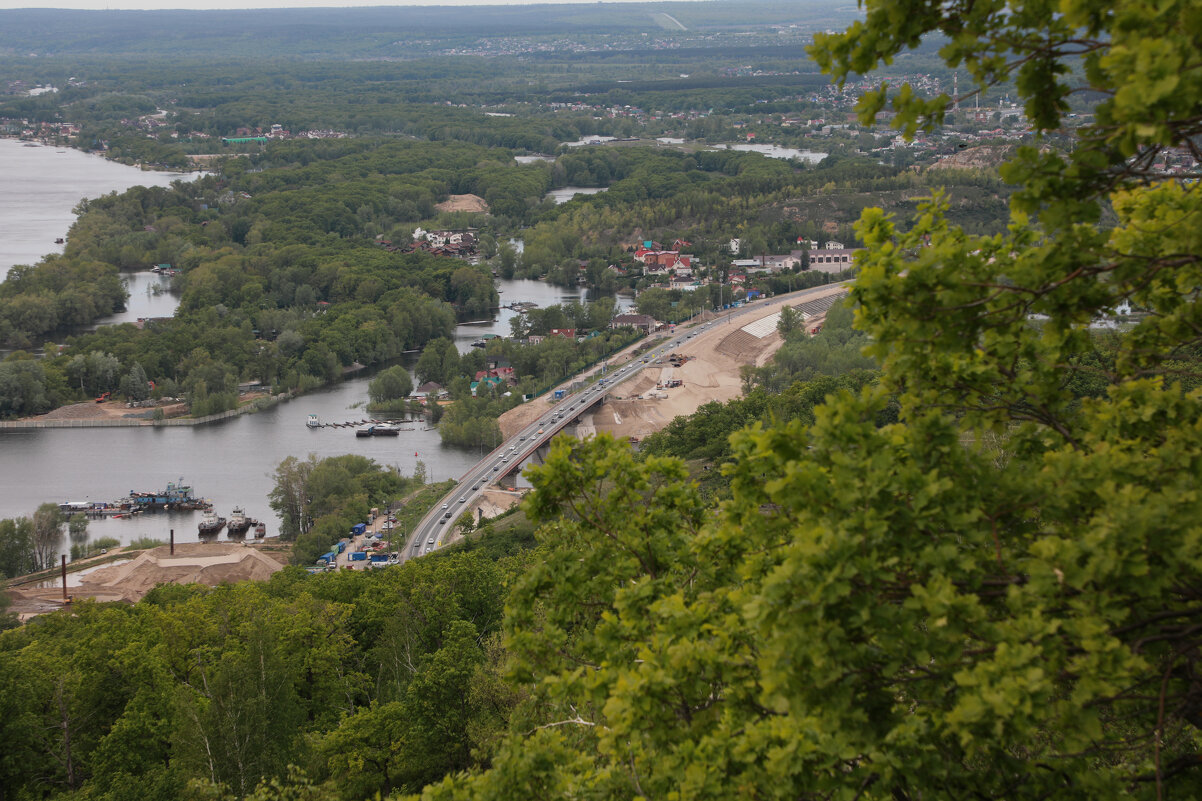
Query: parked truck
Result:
<box><xmin>348</xmin><ymin>551</ymin><xmax>367</xmax><ymax>562</ymax></box>
<box><xmin>351</xmin><ymin>522</ymin><xmax>367</xmax><ymax>536</ymax></box>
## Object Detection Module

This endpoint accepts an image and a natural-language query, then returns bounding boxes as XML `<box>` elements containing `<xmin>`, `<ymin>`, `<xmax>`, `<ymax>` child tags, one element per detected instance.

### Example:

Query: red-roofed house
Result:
<box><xmin>474</xmin><ymin>366</ymin><xmax>516</xmax><ymax>384</ymax></box>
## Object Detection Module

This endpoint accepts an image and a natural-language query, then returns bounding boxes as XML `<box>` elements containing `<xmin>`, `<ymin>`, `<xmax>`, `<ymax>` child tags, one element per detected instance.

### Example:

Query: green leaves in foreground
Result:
<box><xmin>424</xmin><ymin>385</ymin><xmax>1202</xmax><ymax>799</ymax></box>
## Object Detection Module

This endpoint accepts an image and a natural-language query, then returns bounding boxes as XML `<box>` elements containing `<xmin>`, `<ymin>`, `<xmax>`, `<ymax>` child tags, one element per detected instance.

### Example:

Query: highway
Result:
<box><xmin>400</xmin><ymin>283</ymin><xmax>848</xmax><ymax>562</ymax></box>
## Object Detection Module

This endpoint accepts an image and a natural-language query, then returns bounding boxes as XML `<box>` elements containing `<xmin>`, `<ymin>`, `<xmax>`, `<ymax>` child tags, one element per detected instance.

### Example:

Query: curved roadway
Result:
<box><xmin>401</xmin><ymin>283</ymin><xmax>848</xmax><ymax>562</ymax></box>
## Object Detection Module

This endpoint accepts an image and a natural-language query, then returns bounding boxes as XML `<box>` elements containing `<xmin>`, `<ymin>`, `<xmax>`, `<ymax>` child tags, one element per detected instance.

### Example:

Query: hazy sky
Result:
<box><xmin>0</xmin><ymin>0</ymin><xmax>677</xmax><ymax>8</ymax></box>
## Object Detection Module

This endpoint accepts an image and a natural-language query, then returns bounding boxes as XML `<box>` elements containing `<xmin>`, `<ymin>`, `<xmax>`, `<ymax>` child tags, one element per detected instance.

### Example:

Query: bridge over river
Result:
<box><xmin>400</xmin><ymin>283</ymin><xmax>849</xmax><ymax>562</ymax></box>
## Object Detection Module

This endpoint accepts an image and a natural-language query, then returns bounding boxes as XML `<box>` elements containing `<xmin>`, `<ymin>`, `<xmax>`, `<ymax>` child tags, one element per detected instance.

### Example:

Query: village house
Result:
<box><xmin>402</xmin><ymin>228</ymin><xmax>478</xmax><ymax>258</ymax></box>
<box><xmin>610</xmin><ymin>313</ymin><xmax>658</xmax><ymax>334</ymax></box>
<box><xmin>474</xmin><ymin>366</ymin><xmax>516</xmax><ymax>385</ymax></box>
<box><xmin>470</xmin><ymin>376</ymin><xmax>505</xmax><ymax>396</ymax></box>
<box><xmin>760</xmin><ymin>252</ymin><xmax>803</xmax><ymax>273</ymax></box>
<box><xmin>412</xmin><ymin>228</ymin><xmax>477</xmax><ymax>249</ymax></box>
<box><xmin>413</xmin><ymin>381</ymin><xmax>447</xmax><ymax>401</ymax></box>
<box><xmin>636</xmin><ymin>247</ymin><xmax>695</xmax><ymax>277</ymax></box>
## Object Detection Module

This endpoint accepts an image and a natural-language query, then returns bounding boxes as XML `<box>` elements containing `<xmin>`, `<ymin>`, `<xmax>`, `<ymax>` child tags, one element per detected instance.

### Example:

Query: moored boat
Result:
<box><xmin>307</xmin><ymin>414</ymin><xmax>321</xmax><ymax>428</ymax></box>
<box><xmin>226</xmin><ymin>507</ymin><xmax>251</xmax><ymax>537</ymax></box>
<box><xmin>355</xmin><ymin>425</ymin><xmax>374</xmax><ymax>437</ymax></box>
<box><xmin>254</xmin><ymin>521</ymin><xmax>267</xmax><ymax>537</ymax></box>
<box><xmin>371</xmin><ymin>422</ymin><xmax>401</xmax><ymax>436</ymax></box>
<box><xmin>198</xmin><ymin>509</ymin><xmax>225</xmax><ymax>536</ymax></box>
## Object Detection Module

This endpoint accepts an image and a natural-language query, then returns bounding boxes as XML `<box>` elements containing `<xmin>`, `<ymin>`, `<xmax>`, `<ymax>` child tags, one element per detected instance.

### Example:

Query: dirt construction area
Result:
<box><xmin>499</xmin><ymin>284</ymin><xmax>848</xmax><ymax>443</ymax></box>
<box><xmin>5</xmin><ymin>542</ymin><xmax>289</xmax><ymax>620</ymax></box>
<box><xmin>29</xmin><ymin>399</ymin><xmax>189</xmax><ymax>422</ymax></box>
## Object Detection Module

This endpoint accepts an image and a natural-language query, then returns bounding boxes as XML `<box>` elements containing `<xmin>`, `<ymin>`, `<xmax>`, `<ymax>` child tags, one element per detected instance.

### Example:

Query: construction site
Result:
<box><xmin>500</xmin><ymin>284</ymin><xmax>848</xmax><ymax>443</ymax></box>
<box><xmin>5</xmin><ymin>542</ymin><xmax>289</xmax><ymax>622</ymax></box>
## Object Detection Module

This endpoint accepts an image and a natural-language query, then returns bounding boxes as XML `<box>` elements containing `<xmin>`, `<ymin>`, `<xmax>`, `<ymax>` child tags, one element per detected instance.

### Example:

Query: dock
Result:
<box><xmin>308</xmin><ymin>418</ymin><xmax>417</xmax><ymax>430</ymax></box>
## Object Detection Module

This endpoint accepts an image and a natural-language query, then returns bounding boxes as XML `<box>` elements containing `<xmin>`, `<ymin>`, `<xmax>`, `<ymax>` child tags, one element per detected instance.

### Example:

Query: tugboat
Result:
<box><xmin>226</xmin><ymin>507</ymin><xmax>251</xmax><ymax>537</ymax></box>
<box><xmin>198</xmin><ymin>509</ymin><xmax>225</xmax><ymax>536</ymax></box>
<box><xmin>307</xmin><ymin>414</ymin><xmax>321</xmax><ymax>428</ymax></box>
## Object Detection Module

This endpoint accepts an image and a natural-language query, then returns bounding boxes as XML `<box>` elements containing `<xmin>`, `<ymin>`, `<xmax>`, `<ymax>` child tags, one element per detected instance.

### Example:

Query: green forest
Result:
<box><xmin>0</xmin><ymin>132</ymin><xmax>1001</xmax><ymax>420</ymax></box>
<box><xmin>6</xmin><ymin>0</ymin><xmax>1202</xmax><ymax>799</ymax></box>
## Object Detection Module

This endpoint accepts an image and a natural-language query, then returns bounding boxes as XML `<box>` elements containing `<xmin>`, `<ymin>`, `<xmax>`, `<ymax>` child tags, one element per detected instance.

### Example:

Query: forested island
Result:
<box><xmin>4</xmin><ymin>0</ymin><xmax>1202</xmax><ymax>800</ymax></box>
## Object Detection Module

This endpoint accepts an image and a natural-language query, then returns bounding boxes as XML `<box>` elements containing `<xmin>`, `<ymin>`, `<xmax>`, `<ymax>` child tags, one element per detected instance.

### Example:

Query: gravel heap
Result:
<box><xmin>78</xmin><ymin>542</ymin><xmax>285</xmax><ymax>601</ymax></box>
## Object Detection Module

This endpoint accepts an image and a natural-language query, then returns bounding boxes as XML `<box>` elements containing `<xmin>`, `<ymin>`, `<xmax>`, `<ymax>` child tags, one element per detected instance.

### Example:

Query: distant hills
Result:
<box><xmin>0</xmin><ymin>2</ymin><xmax>859</xmax><ymax>59</ymax></box>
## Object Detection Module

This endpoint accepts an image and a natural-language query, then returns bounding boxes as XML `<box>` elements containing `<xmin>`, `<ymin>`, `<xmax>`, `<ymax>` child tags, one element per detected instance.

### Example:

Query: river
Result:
<box><xmin>0</xmin><ymin>144</ymin><xmax>627</xmax><ymax>554</ymax></box>
<box><xmin>453</xmin><ymin>277</ymin><xmax>631</xmax><ymax>353</ymax></box>
<box><xmin>0</xmin><ymin>139</ymin><xmax>191</xmax><ymax>273</ymax></box>
<box><xmin>0</xmin><ymin>375</ymin><xmax>485</xmax><ymax>550</ymax></box>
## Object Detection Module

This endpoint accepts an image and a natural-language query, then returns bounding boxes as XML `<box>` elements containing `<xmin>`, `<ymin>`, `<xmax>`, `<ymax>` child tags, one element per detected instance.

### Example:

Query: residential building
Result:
<box><xmin>610</xmin><ymin>313</ymin><xmax>657</xmax><ymax>334</ymax></box>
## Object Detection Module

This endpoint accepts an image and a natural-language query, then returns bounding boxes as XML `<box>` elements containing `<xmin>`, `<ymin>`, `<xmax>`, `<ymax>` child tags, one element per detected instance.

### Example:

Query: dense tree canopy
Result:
<box><xmin>414</xmin><ymin>2</ymin><xmax>1202</xmax><ymax>800</ymax></box>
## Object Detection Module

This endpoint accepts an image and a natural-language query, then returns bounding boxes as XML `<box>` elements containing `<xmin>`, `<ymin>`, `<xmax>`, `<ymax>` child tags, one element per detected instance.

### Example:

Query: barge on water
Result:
<box><xmin>127</xmin><ymin>478</ymin><xmax>205</xmax><ymax>511</ymax></box>
<box><xmin>60</xmin><ymin>478</ymin><xmax>211</xmax><ymax>517</ymax></box>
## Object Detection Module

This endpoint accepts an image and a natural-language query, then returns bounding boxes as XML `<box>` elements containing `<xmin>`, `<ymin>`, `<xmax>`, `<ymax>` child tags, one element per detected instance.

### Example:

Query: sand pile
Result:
<box><xmin>78</xmin><ymin>543</ymin><xmax>285</xmax><ymax>601</ymax></box>
<box><xmin>714</xmin><ymin>329</ymin><xmax>775</xmax><ymax>361</ymax></box>
<box><xmin>435</xmin><ymin>193</ymin><xmax>489</xmax><ymax>213</ymax></box>
<box><xmin>499</xmin><ymin>396</ymin><xmax>552</xmax><ymax>439</ymax></box>
<box><xmin>477</xmin><ymin>489</ymin><xmax>522</xmax><ymax>518</ymax></box>
<box><xmin>34</xmin><ymin>402</ymin><xmax>110</xmax><ymax>420</ymax></box>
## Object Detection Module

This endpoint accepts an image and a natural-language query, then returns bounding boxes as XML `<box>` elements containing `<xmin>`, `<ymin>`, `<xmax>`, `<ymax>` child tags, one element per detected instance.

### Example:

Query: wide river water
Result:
<box><xmin>0</xmin><ymin>142</ymin><xmax>628</xmax><ymax>555</ymax></box>
<box><xmin>0</xmin><ymin>139</ymin><xmax>189</xmax><ymax>273</ymax></box>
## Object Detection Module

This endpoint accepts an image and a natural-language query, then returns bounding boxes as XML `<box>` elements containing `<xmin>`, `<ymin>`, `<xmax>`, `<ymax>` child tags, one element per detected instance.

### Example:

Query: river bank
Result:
<box><xmin>0</xmin><ymin>391</ymin><xmax>288</xmax><ymax>429</ymax></box>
